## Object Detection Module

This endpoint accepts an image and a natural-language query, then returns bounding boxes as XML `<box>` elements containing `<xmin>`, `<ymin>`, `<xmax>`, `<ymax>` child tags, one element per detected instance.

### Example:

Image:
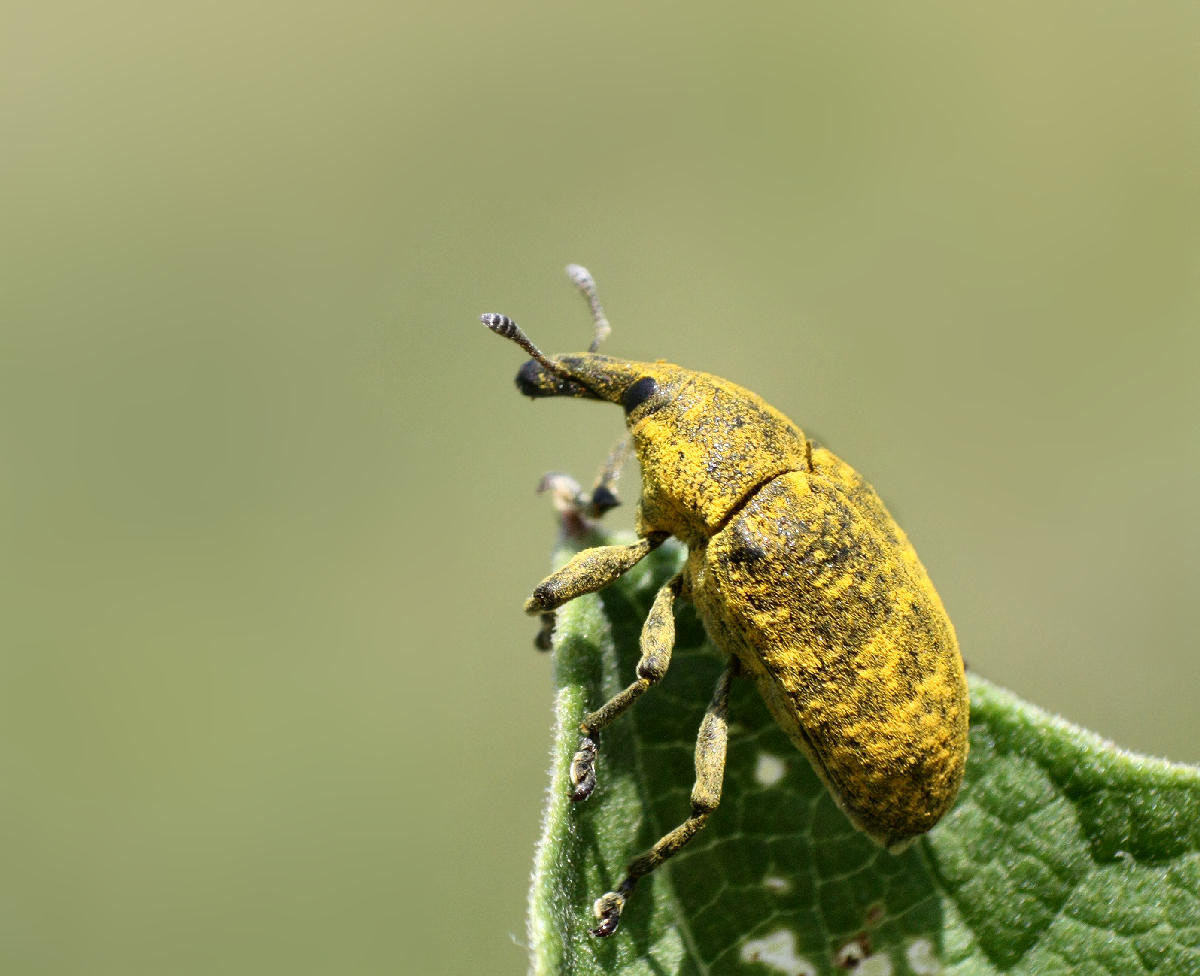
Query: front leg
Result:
<box><xmin>523</xmin><ymin>532</ymin><xmax>669</xmax><ymax>614</ymax></box>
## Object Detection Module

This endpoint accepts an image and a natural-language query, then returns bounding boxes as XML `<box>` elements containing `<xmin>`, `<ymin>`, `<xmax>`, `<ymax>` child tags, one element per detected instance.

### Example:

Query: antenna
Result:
<box><xmin>479</xmin><ymin>314</ymin><xmax>568</xmax><ymax>376</ymax></box>
<box><xmin>565</xmin><ymin>264</ymin><xmax>611</xmax><ymax>352</ymax></box>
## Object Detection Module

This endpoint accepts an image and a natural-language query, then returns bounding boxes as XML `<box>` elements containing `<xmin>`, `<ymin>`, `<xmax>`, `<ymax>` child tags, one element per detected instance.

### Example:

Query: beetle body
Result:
<box><xmin>523</xmin><ymin>352</ymin><xmax>968</xmax><ymax>847</ymax></box>
<box><xmin>483</xmin><ymin>267</ymin><xmax>968</xmax><ymax>935</ymax></box>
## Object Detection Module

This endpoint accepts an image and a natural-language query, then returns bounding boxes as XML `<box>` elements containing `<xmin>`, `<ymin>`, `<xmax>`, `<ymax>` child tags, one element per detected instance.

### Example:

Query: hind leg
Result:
<box><xmin>591</xmin><ymin>659</ymin><xmax>736</xmax><ymax>937</ymax></box>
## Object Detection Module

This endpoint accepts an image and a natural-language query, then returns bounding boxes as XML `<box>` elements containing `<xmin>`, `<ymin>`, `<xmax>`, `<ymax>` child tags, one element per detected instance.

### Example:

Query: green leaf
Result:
<box><xmin>528</xmin><ymin>536</ymin><xmax>1200</xmax><ymax>976</ymax></box>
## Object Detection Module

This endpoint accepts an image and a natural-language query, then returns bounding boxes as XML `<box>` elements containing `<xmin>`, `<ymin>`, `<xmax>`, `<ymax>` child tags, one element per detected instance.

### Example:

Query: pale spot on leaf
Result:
<box><xmin>857</xmin><ymin>955</ymin><xmax>893</xmax><ymax>976</ymax></box>
<box><xmin>906</xmin><ymin>938</ymin><xmax>941</xmax><ymax>975</ymax></box>
<box><xmin>739</xmin><ymin>929</ymin><xmax>814</xmax><ymax>975</ymax></box>
<box><xmin>755</xmin><ymin>752</ymin><xmax>787</xmax><ymax>786</ymax></box>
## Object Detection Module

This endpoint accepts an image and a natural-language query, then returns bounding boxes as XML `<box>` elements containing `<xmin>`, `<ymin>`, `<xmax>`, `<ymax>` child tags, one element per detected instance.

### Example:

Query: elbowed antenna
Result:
<box><xmin>480</xmin><ymin>313</ymin><xmax>568</xmax><ymax>378</ymax></box>
<box><xmin>565</xmin><ymin>264</ymin><xmax>611</xmax><ymax>352</ymax></box>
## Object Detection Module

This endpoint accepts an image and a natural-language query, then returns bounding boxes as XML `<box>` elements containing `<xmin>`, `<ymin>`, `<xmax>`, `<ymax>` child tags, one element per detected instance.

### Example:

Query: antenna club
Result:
<box><xmin>565</xmin><ymin>263</ymin><xmax>595</xmax><ymax>288</ymax></box>
<box><xmin>481</xmin><ymin>311</ymin><xmax>567</xmax><ymax>376</ymax></box>
<box><xmin>481</xmin><ymin>312</ymin><xmax>518</xmax><ymax>338</ymax></box>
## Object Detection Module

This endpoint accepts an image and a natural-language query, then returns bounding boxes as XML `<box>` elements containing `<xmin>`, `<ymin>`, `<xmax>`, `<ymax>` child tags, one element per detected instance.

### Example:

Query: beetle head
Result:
<box><xmin>480</xmin><ymin>270</ymin><xmax>808</xmax><ymax>541</ymax></box>
<box><xmin>513</xmin><ymin>351</ymin><xmax>692</xmax><ymax>411</ymax></box>
<box><xmin>481</xmin><ymin>311</ymin><xmax>687</xmax><ymax>408</ymax></box>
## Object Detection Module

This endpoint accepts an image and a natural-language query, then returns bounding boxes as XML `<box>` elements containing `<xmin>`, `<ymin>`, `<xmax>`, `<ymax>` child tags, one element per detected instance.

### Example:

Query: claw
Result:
<box><xmin>590</xmin><ymin>881</ymin><xmax>634</xmax><ymax>937</ymax></box>
<box><xmin>534</xmin><ymin>612</ymin><xmax>555</xmax><ymax>651</ymax></box>
<box><xmin>588</xmin><ymin>483</ymin><xmax>620</xmax><ymax>516</ymax></box>
<box><xmin>570</xmin><ymin>735</ymin><xmax>598</xmax><ymax>802</ymax></box>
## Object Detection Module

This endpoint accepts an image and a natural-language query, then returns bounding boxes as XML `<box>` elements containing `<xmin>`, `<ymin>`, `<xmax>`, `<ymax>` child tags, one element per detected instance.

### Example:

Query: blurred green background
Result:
<box><xmin>3</xmin><ymin>1</ymin><xmax>1198</xmax><ymax>973</ymax></box>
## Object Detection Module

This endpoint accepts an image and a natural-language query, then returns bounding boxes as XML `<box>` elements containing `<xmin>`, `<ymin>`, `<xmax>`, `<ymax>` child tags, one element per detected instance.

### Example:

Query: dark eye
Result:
<box><xmin>622</xmin><ymin>376</ymin><xmax>658</xmax><ymax>413</ymax></box>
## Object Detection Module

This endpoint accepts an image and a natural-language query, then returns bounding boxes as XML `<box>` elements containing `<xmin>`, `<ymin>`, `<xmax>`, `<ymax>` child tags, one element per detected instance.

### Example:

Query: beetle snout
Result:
<box><xmin>515</xmin><ymin>359</ymin><xmax>553</xmax><ymax>397</ymax></box>
<box><xmin>514</xmin><ymin>359</ymin><xmax>599</xmax><ymax>400</ymax></box>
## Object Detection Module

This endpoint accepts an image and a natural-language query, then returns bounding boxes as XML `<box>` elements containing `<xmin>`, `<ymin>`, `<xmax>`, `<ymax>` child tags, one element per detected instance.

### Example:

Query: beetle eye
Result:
<box><xmin>622</xmin><ymin>376</ymin><xmax>658</xmax><ymax>413</ymax></box>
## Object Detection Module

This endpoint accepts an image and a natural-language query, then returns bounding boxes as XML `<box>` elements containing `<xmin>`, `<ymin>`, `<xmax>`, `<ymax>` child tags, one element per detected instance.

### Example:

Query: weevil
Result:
<box><xmin>481</xmin><ymin>265</ymin><xmax>969</xmax><ymax>937</ymax></box>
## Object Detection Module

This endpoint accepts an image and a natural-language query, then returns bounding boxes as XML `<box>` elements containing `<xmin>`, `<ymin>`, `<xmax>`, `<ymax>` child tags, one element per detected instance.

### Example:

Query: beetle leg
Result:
<box><xmin>585</xmin><ymin>436</ymin><xmax>631</xmax><ymax>516</ymax></box>
<box><xmin>528</xmin><ymin>439</ymin><xmax>638</xmax><ymax>649</ymax></box>
<box><xmin>590</xmin><ymin>658</ymin><xmax>736</xmax><ymax>937</ymax></box>
<box><xmin>537</xmin><ymin>436</ymin><xmax>630</xmax><ymax>523</ymax></box>
<box><xmin>570</xmin><ymin>573</ymin><xmax>683</xmax><ymax>802</ymax></box>
<box><xmin>523</xmin><ymin>533</ymin><xmax>668</xmax><ymax>614</ymax></box>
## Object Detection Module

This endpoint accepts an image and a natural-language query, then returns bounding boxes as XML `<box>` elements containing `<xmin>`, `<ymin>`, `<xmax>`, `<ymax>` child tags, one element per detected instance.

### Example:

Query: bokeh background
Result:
<box><xmin>4</xmin><ymin>2</ymin><xmax>1198</xmax><ymax>973</ymax></box>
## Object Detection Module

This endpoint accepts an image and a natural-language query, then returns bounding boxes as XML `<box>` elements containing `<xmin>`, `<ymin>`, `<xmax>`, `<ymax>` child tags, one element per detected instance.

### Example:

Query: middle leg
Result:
<box><xmin>570</xmin><ymin>572</ymin><xmax>683</xmax><ymax>802</ymax></box>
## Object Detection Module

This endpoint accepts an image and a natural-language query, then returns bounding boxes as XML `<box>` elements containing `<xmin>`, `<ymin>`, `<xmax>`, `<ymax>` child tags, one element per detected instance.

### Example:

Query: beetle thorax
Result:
<box><xmin>628</xmin><ymin>368</ymin><xmax>810</xmax><ymax>546</ymax></box>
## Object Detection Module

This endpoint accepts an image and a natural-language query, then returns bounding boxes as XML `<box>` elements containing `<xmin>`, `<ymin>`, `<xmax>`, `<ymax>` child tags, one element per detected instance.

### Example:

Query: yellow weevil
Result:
<box><xmin>482</xmin><ymin>265</ymin><xmax>969</xmax><ymax>937</ymax></box>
